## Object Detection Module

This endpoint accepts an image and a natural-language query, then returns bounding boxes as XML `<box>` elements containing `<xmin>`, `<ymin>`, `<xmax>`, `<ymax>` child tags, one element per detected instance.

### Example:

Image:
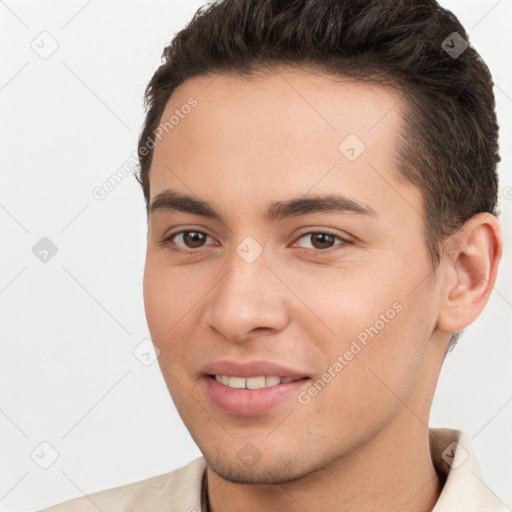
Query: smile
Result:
<box><xmin>212</xmin><ymin>375</ymin><xmax>302</xmax><ymax>389</ymax></box>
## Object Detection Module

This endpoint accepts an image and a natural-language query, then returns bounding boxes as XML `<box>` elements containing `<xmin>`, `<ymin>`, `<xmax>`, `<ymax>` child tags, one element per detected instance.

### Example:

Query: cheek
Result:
<box><xmin>143</xmin><ymin>257</ymin><xmax>217</xmax><ymax>379</ymax></box>
<box><xmin>143</xmin><ymin>266</ymin><xmax>169</xmax><ymax>338</ymax></box>
<box><xmin>143</xmin><ymin>257</ymin><xmax>197</xmax><ymax>337</ymax></box>
<box><xmin>300</xmin><ymin>252</ymin><xmax>434</xmax><ymax>343</ymax></box>
<box><xmin>290</xmin><ymin>258</ymin><xmax>436</xmax><ymax>395</ymax></box>
<box><xmin>286</xmin><ymin>262</ymin><xmax>400</xmax><ymax>340</ymax></box>
<box><xmin>335</xmin><ymin>291</ymin><xmax>435</xmax><ymax>416</ymax></box>
<box><xmin>294</xmin><ymin>305</ymin><xmax>429</xmax><ymax>447</ymax></box>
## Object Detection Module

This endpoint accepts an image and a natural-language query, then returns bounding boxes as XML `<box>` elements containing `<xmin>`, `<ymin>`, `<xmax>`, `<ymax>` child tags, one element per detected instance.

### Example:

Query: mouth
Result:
<box><xmin>210</xmin><ymin>374</ymin><xmax>305</xmax><ymax>390</ymax></box>
<box><xmin>200</xmin><ymin>360</ymin><xmax>311</xmax><ymax>416</ymax></box>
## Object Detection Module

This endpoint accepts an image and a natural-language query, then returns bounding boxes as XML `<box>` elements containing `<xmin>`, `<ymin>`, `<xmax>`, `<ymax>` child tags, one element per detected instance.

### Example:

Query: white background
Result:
<box><xmin>1</xmin><ymin>1</ymin><xmax>511</xmax><ymax>511</ymax></box>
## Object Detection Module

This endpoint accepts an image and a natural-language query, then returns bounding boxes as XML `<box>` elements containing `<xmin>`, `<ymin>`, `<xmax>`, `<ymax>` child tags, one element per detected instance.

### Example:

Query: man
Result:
<box><xmin>42</xmin><ymin>0</ymin><xmax>506</xmax><ymax>510</ymax></box>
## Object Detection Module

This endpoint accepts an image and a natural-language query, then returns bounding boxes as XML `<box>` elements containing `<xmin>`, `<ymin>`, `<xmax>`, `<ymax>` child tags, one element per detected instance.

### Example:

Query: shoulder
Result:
<box><xmin>38</xmin><ymin>457</ymin><xmax>206</xmax><ymax>512</ymax></box>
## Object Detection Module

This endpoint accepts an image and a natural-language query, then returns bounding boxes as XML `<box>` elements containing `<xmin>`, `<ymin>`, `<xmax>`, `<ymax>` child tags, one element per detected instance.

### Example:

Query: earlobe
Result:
<box><xmin>436</xmin><ymin>213</ymin><xmax>502</xmax><ymax>334</ymax></box>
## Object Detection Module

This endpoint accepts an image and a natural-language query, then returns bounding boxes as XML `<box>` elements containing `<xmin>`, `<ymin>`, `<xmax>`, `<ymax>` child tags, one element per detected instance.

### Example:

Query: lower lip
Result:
<box><xmin>203</xmin><ymin>376</ymin><xmax>310</xmax><ymax>416</ymax></box>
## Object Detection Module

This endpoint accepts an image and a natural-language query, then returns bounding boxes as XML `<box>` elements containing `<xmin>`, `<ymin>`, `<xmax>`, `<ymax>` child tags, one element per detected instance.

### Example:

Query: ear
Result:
<box><xmin>436</xmin><ymin>213</ymin><xmax>502</xmax><ymax>335</ymax></box>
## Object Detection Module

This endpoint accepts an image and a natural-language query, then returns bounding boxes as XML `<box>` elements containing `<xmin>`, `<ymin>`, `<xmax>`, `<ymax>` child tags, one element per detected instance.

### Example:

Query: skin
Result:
<box><xmin>143</xmin><ymin>67</ymin><xmax>502</xmax><ymax>512</ymax></box>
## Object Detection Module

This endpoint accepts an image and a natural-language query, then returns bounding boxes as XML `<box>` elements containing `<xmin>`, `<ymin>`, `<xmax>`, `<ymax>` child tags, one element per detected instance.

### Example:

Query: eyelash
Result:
<box><xmin>159</xmin><ymin>229</ymin><xmax>351</xmax><ymax>255</ymax></box>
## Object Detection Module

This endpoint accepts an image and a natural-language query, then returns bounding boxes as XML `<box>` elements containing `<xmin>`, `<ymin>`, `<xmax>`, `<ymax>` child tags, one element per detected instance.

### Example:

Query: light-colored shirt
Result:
<box><xmin>39</xmin><ymin>428</ymin><xmax>508</xmax><ymax>511</ymax></box>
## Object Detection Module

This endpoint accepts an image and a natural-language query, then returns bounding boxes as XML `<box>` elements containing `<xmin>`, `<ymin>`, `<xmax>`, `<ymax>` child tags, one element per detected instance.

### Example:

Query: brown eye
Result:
<box><xmin>162</xmin><ymin>230</ymin><xmax>212</xmax><ymax>251</ymax></box>
<box><xmin>179</xmin><ymin>231</ymin><xmax>207</xmax><ymax>248</ymax></box>
<box><xmin>310</xmin><ymin>233</ymin><xmax>336</xmax><ymax>249</ymax></box>
<box><xmin>171</xmin><ymin>231</ymin><xmax>207</xmax><ymax>249</ymax></box>
<box><xmin>293</xmin><ymin>231</ymin><xmax>349</xmax><ymax>253</ymax></box>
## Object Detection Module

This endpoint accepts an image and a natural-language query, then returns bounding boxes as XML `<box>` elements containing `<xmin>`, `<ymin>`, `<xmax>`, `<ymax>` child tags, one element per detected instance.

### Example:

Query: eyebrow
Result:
<box><xmin>149</xmin><ymin>190</ymin><xmax>377</xmax><ymax>221</ymax></box>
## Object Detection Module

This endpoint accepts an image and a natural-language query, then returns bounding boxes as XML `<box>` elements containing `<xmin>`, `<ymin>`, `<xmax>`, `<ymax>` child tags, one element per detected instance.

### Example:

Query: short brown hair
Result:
<box><xmin>136</xmin><ymin>0</ymin><xmax>500</xmax><ymax>269</ymax></box>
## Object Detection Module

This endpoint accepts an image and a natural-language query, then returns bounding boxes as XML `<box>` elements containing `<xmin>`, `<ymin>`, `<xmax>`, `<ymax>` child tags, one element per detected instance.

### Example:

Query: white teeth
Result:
<box><xmin>265</xmin><ymin>375</ymin><xmax>281</xmax><ymax>387</ymax></box>
<box><xmin>214</xmin><ymin>375</ymin><xmax>286</xmax><ymax>389</ymax></box>
<box><xmin>246</xmin><ymin>376</ymin><xmax>266</xmax><ymax>389</ymax></box>
<box><xmin>228</xmin><ymin>376</ymin><xmax>246</xmax><ymax>389</ymax></box>
<box><xmin>215</xmin><ymin>375</ymin><xmax>230</xmax><ymax>386</ymax></box>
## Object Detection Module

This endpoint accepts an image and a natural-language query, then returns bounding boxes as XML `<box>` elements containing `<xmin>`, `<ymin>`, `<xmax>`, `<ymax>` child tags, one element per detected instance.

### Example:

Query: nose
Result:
<box><xmin>203</xmin><ymin>248</ymin><xmax>289</xmax><ymax>343</ymax></box>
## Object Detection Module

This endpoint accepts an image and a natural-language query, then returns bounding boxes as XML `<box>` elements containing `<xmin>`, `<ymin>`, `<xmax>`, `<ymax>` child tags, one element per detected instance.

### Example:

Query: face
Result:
<box><xmin>143</xmin><ymin>67</ymin><xmax>443</xmax><ymax>484</ymax></box>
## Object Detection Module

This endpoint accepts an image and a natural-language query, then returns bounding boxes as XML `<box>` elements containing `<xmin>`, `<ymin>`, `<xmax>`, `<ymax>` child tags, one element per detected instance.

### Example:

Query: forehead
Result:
<box><xmin>149</xmin><ymin>67</ymin><xmax>417</xmax><ymax>222</ymax></box>
<box><xmin>154</xmin><ymin>68</ymin><xmax>405</xmax><ymax>154</ymax></box>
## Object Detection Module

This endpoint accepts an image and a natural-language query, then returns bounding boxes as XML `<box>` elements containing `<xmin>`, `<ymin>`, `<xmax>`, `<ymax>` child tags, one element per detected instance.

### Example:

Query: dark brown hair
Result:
<box><xmin>136</xmin><ymin>0</ymin><xmax>500</xmax><ymax>269</ymax></box>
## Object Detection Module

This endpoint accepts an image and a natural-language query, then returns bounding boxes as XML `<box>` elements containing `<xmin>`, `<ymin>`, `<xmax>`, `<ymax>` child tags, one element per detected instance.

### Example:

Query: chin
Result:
<box><xmin>203</xmin><ymin>452</ymin><xmax>325</xmax><ymax>485</ymax></box>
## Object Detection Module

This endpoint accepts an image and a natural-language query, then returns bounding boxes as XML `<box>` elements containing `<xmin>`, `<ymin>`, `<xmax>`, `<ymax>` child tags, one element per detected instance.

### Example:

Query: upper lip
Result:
<box><xmin>200</xmin><ymin>360</ymin><xmax>309</xmax><ymax>379</ymax></box>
